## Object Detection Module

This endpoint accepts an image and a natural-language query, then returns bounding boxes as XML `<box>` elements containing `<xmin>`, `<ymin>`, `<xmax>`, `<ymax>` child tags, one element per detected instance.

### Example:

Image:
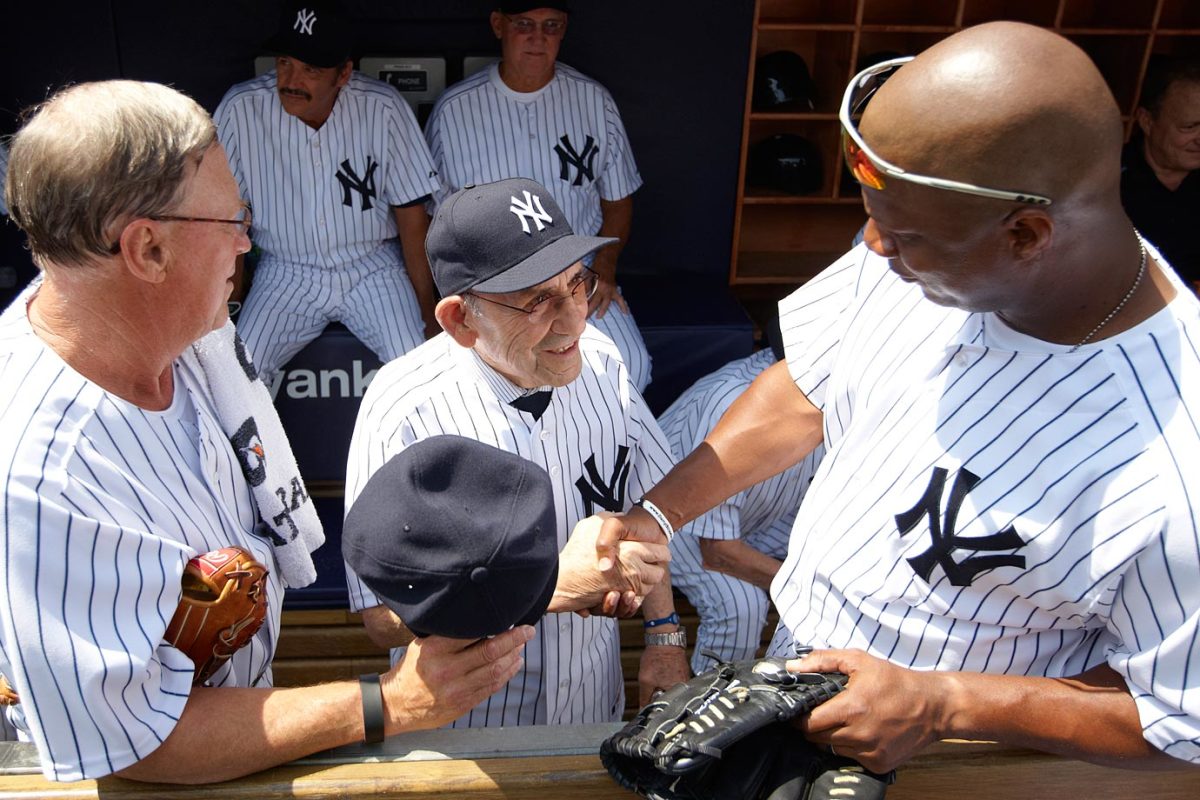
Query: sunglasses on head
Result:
<box><xmin>839</xmin><ymin>55</ymin><xmax>1053</xmax><ymax>206</ymax></box>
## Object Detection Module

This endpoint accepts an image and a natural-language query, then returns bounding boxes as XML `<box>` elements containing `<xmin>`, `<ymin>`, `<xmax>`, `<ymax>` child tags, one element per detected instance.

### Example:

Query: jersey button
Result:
<box><xmin>549</xmin><ymin>465</ymin><xmax>561</xmax><ymax>478</ymax></box>
<box><xmin>540</xmin><ymin>430</ymin><xmax>553</xmax><ymax>441</ymax></box>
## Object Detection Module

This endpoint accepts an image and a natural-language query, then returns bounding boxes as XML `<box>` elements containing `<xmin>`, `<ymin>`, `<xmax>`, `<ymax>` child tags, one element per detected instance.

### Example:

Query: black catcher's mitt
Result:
<box><xmin>601</xmin><ymin>656</ymin><xmax>888</xmax><ymax>800</ymax></box>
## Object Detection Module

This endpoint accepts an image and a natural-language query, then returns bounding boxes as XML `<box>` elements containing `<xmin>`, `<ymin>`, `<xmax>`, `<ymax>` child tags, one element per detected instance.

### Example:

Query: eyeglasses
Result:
<box><xmin>504</xmin><ymin>14</ymin><xmax>567</xmax><ymax>37</ymax></box>
<box><xmin>469</xmin><ymin>267</ymin><xmax>597</xmax><ymax>323</ymax></box>
<box><xmin>107</xmin><ymin>204</ymin><xmax>253</xmax><ymax>254</ymax></box>
<box><xmin>839</xmin><ymin>56</ymin><xmax>1053</xmax><ymax>206</ymax></box>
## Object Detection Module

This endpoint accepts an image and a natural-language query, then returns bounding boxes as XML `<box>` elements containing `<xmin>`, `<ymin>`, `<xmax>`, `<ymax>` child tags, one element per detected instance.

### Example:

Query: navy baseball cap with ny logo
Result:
<box><xmin>341</xmin><ymin>435</ymin><xmax>560</xmax><ymax>639</ymax></box>
<box><xmin>263</xmin><ymin>0</ymin><xmax>353</xmax><ymax>69</ymax></box>
<box><xmin>426</xmin><ymin>177</ymin><xmax>616</xmax><ymax>297</ymax></box>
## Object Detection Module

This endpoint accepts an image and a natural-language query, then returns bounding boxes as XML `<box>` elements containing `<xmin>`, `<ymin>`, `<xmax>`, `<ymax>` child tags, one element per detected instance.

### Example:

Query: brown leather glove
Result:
<box><xmin>164</xmin><ymin>546</ymin><xmax>269</xmax><ymax>685</ymax></box>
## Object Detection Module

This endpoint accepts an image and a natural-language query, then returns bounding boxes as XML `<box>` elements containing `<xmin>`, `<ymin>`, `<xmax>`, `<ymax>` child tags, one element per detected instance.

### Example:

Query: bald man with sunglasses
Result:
<box><xmin>597</xmin><ymin>22</ymin><xmax>1200</xmax><ymax>774</ymax></box>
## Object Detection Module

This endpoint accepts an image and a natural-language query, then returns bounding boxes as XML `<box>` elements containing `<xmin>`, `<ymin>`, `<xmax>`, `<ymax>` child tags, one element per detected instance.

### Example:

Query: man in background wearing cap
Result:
<box><xmin>215</xmin><ymin>0</ymin><xmax>441</xmax><ymax>383</ymax></box>
<box><xmin>656</xmin><ymin>326</ymin><xmax>825</xmax><ymax>677</ymax></box>
<box><xmin>425</xmin><ymin>2</ymin><xmax>653</xmax><ymax>393</ymax></box>
<box><xmin>344</xmin><ymin>177</ymin><xmax>690</xmax><ymax>728</ymax></box>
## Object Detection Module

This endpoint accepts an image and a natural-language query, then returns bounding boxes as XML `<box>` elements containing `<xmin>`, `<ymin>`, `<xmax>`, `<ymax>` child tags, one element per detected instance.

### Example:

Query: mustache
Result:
<box><xmin>278</xmin><ymin>88</ymin><xmax>312</xmax><ymax>101</ymax></box>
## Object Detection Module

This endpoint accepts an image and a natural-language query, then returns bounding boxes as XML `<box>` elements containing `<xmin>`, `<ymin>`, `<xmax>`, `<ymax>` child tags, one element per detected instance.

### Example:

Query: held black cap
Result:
<box><xmin>426</xmin><ymin>177</ymin><xmax>616</xmax><ymax>296</ymax></box>
<box><xmin>342</xmin><ymin>435</ymin><xmax>559</xmax><ymax>639</ymax></box>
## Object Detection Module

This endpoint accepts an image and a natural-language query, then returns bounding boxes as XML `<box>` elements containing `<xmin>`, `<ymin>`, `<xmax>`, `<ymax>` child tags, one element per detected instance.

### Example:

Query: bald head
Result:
<box><xmin>862</xmin><ymin>22</ymin><xmax>1123</xmax><ymax>206</ymax></box>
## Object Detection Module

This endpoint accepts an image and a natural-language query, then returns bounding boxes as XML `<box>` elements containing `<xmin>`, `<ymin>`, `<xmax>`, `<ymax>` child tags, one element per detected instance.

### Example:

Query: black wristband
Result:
<box><xmin>359</xmin><ymin>673</ymin><xmax>385</xmax><ymax>744</ymax></box>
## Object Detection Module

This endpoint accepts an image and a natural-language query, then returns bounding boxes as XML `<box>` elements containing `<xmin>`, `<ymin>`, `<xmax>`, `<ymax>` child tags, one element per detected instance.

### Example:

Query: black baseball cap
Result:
<box><xmin>498</xmin><ymin>2</ymin><xmax>570</xmax><ymax>13</ymax></box>
<box><xmin>342</xmin><ymin>435</ymin><xmax>559</xmax><ymax>639</ymax></box>
<box><xmin>427</xmin><ymin>177</ymin><xmax>616</xmax><ymax>296</ymax></box>
<box><xmin>263</xmin><ymin>1</ymin><xmax>353</xmax><ymax>69</ymax></box>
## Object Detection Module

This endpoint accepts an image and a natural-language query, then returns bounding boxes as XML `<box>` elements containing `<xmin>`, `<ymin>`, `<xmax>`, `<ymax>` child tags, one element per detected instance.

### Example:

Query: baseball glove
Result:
<box><xmin>164</xmin><ymin>546</ymin><xmax>269</xmax><ymax>685</ymax></box>
<box><xmin>601</xmin><ymin>656</ymin><xmax>884</xmax><ymax>800</ymax></box>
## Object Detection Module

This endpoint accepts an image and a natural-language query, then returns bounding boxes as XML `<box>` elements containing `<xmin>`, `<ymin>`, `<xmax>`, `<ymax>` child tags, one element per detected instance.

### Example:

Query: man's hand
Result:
<box><xmin>789</xmin><ymin>648</ymin><xmax>947</xmax><ymax>774</ymax></box>
<box><xmin>381</xmin><ymin>626</ymin><xmax>534</xmax><ymax>734</ymax></box>
<box><xmin>588</xmin><ymin>268</ymin><xmax>629</xmax><ymax>319</ymax></box>
<box><xmin>594</xmin><ymin>508</ymin><xmax>669</xmax><ymax>571</ymax></box>
<box><xmin>549</xmin><ymin>513</ymin><xmax>670</xmax><ymax>614</ymax></box>
<box><xmin>638</xmin><ymin>645</ymin><xmax>690</xmax><ymax>705</ymax></box>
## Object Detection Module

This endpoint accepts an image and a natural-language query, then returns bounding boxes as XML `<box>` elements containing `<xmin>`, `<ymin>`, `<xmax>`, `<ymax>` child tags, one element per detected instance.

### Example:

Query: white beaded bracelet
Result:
<box><xmin>635</xmin><ymin>498</ymin><xmax>675</xmax><ymax>543</ymax></box>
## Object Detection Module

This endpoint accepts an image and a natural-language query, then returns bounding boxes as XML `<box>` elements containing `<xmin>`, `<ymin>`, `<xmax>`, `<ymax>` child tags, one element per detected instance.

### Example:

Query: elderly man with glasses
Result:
<box><xmin>597</xmin><ymin>22</ymin><xmax>1200</xmax><ymax>775</ymax></box>
<box><xmin>343</xmin><ymin>177</ymin><xmax>690</xmax><ymax>729</ymax></box>
<box><xmin>0</xmin><ymin>80</ymin><xmax>537</xmax><ymax>784</ymax></box>
<box><xmin>424</xmin><ymin>2</ymin><xmax>653</xmax><ymax>394</ymax></box>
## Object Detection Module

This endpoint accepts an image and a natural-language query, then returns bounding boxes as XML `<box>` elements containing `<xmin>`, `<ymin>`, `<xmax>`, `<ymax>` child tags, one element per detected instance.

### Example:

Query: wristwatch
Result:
<box><xmin>644</xmin><ymin>628</ymin><xmax>687</xmax><ymax>648</ymax></box>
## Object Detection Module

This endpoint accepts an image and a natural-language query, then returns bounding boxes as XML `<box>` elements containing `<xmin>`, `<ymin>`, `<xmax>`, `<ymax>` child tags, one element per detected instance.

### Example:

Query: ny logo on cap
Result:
<box><xmin>294</xmin><ymin>8</ymin><xmax>317</xmax><ymax>36</ymax></box>
<box><xmin>510</xmin><ymin>190</ymin><xmax>553</xmax><ymax>235</ymax></box>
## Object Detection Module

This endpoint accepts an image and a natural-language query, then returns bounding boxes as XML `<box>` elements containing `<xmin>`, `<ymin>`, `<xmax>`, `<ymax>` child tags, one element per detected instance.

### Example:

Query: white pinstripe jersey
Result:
<box><xmin>768</xmin><ymin>244</ymin><xmax>1200</xmax><ymax>763</ymax></box>
<box><xmin>660</xmin><ymin>348</ymin><xmax>821</xmax><ymax>553</ymax></box>
<box><xmin>0</xmin><ymin>303</ymin><xmax>283</xmax><ymax>781</ymax></box>
<box><xmin>214</xmin><ymin>70</ymin><xmax>440</xmax><ymax>273</ymax></box>
<box><xmin>343</xmin><ymin>324</ymin><xmax>674</xmax><ymax>727</ymax></box>
<box><xmin>424</xmin><ymin>62</ymin><xmax>642</xmax><ymax>236</ymax></box>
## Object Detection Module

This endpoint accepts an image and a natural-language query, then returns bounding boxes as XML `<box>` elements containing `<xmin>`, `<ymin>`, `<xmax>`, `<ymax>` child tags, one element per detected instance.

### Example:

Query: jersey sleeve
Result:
<box><xmin>779</xmin><ymin>245</ymin><xmax>875</xmax><ymax>411</ymax></box>
<box><xmin>381</xmin><ymin>91</ymin><xmax>441</xmax><ymax>208</ymax></box>
<box><xmin>0</xmin><ymin>440</ymin><xmax>195</xmax><ymax>781</ymax></box>
<box><xmin>342</xmin><ymin>364</ymin><xmax>424</xmax><ymax>612</ymax></box>
<box><xmin>1105</xmin><ymin>523</ymin><xmax>1200</xmax><ymax>763</ymax></box>
<box><xmin>626</xmin><ymin>388</ymin><xmax>676</xmax><ymax>508</ymax></box>
<box><xmin>213</xmin><ymin>90</ymin><xmax>248</xmax><ymax>200</ymax></box>
<box><xmin>596</xmin><ymin>89</ymin><xmax>642</xmax><ymax>202</ymax></box>
<box><xmin>1101</xmin><ymin>364</ymin><xmax>1200</xmax><ymax>764</ymax></box>
<box><xmin>422</xmin><ymin>95</ymin><xmax>454</xmax><ymax>210</ymax></box>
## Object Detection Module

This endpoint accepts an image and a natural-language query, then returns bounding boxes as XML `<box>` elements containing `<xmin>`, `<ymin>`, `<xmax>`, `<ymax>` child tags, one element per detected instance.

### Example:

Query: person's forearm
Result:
<box><xmin>935</xmin><ymin>664</ymin><xmax>1179</xmax><ymax>768</ymax></box>
<box><xmin>362</xmin><ymin>603</ymin><xmax>415</xmax><ymax>650</ymax></box>
<box><xmin>116</xmin><ymin>683</ymin><xmax>365</xmax><ymax>784</ymax></box>
<box><xmin>639</xmin><ymin>568</ymin><xmax>678</xmax><ymax>625</ymax></box>
<box><xmin>699</xmin><ymin>537</ymin><xmax>781</xmax><ymax>590</ymax></box>
<box><xmin>647</xmin><ymin>361</ymin><xmax>823</xmax><ymax>531</ymax></box>
<box><xmin>393</xmin><ymin>204</ymin><xmax>437</xmax><ymax>329</ymax></box>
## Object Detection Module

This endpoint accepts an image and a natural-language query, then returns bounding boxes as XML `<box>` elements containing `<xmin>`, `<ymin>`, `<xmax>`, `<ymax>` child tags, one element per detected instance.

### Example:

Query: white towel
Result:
<box><xmin>189</xmin><ymin>321</ymin><xmax>324</xmax><ymax>587</ymax></box>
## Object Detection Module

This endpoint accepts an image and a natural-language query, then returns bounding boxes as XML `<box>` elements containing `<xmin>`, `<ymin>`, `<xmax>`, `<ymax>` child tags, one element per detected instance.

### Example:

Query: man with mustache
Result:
<box><xmin>343</xmin><ymin>177</ymin><xmax>690</xmax><ymax>728</ymax></box>
<box><xmin>214</xmin><ymin>0</ymin><xmax>440</xmax><ymax>382</ymax></box>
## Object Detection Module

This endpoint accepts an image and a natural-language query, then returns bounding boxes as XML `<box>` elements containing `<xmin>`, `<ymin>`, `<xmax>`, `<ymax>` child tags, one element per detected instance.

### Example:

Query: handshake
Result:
<box><xmin>552</xmin><ymin>505</ymin><xmax>672</xmax><ymax>619</ymax></box>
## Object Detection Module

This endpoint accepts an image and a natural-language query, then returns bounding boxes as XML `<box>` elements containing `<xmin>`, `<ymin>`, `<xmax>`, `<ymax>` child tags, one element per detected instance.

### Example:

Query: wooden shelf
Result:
<box><xmin>729</xmin><ymin>0</ymin><xmax>1195</xmax><ymax>288</ymax></box>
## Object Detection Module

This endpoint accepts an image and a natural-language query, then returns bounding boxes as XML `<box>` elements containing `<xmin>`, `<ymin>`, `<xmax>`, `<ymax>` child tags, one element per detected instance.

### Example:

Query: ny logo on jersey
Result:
<box><xmin>553</xmin><ymin>134</ymin><xmax>598</xmax><ymax>186</ymax></box>
<box><xmin>294</xmin><ymin>8</ymin><xmax>317</xmax><ymax>36</ymax></box>
<box><xmin>336</xmin><ymin>157</ymin><xmax>378</xmax><ymax>210</ymax></box>
<box><xmin>896</xmin><ymin>466</ymin><xmax>1026</xmax><ymax>587</ymax></box>
<box><xmin>575</xmin><ymin>446</ymin><xmax>631</xmax><ymax>514</ymax></box>
<box><xmin>510</xmin><ymin>190</ymin><xmax>553</xmax><ymax>234</ymax></box>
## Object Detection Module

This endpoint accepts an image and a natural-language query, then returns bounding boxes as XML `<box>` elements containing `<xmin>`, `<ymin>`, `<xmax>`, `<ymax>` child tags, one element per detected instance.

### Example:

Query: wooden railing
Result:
<box><xmin>0</xmin><ymin>727</ymin><xmax>1197</xmax><ymax>798</ymax></box>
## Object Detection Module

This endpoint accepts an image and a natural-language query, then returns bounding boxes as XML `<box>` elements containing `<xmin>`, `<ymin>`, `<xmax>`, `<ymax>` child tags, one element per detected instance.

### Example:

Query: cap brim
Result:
<box><xmin>472</xmin><ymin>233</ymin><xmax>617</xmax><ymax>294</ymax></box>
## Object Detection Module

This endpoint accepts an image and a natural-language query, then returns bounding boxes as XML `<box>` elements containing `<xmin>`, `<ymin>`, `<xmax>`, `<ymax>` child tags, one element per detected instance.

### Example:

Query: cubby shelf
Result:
<box><xmin>730</xmin><ymin>0</ymin><xmax>1200</xmax><ymax>287</ymax></box>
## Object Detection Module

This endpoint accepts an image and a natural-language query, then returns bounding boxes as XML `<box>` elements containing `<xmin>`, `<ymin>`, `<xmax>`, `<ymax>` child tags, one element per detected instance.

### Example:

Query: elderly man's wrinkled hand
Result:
<box><xmin>382</xmin><ymin>626</ymin><xmax>533</xmax><ymax>734</ymax></box>
<box><xmin>549</xmin><ymin>514</ymin><xmax>670</xmax><ymax>615</ymax></box>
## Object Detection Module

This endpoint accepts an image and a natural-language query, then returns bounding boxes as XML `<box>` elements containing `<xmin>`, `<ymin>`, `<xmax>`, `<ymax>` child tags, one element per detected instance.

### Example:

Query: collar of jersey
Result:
<box><xmin>488</xmin><ymin>61</ymin><xmax>556</xmax><ymax>103</ymax></box>
<box><xmin>461</xmin><ymin>346</ymin><xmax>554</xmax><ymax>406</ymax></box>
